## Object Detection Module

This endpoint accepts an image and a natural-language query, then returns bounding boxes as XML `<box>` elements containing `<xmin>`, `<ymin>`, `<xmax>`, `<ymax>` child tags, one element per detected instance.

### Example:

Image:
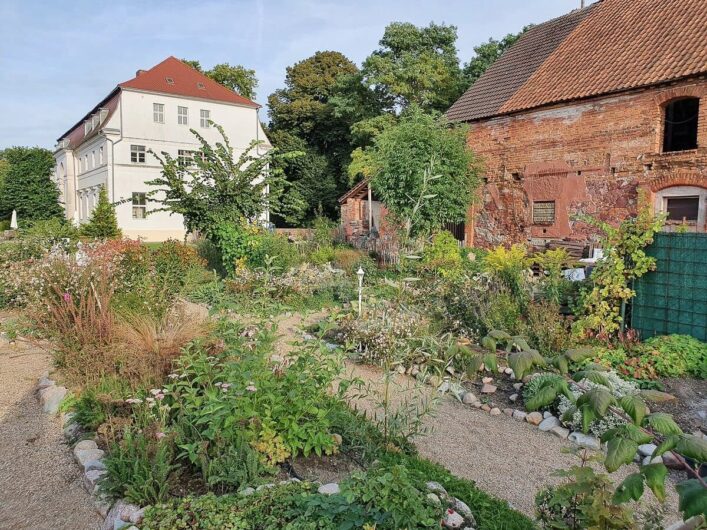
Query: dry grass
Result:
<box><xmin>112</xmin><ymin>302</ymin><xmax>210</xmax><ymax>382</ymax></box>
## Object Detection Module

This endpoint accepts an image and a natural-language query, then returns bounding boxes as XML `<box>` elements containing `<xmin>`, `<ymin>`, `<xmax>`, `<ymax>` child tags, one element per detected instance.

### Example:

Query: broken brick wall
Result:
<box><xmin>465</xmin><ymin>78</ymin><xmax>707</xmax><ymax>248</ymax></box>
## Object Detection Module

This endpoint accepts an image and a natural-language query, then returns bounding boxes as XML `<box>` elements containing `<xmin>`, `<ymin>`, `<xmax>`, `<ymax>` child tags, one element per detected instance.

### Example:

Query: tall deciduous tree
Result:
<box><xmin>361</xmin><ymin>22</ymin><xmax>464</xmax><ymax>113</ymax></box>
<box><xmin>183</xmin><ymin>60</ymin><xmax>258</xmax><ymax>100</ymax></box>
<box><xmin>0</xmin><ymin>147</ymin><xmax>63</xmax><ymax>222</ymax></box>
<box><xmin>365</xmin><ymin>106</ymin><xmax>479</xmax><ymax>237</ymax></box>
<box><xmin>268</xmin><ymin>51</ymin><xmax>360</xmax><ymax>219</ymax></box>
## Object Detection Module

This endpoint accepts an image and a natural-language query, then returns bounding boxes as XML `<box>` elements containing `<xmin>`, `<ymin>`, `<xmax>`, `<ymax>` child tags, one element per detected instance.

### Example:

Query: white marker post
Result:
<box><xmin>357</xmin><ymin>267</ymin><xmax>365</xmax><ymax>317</ymax></box>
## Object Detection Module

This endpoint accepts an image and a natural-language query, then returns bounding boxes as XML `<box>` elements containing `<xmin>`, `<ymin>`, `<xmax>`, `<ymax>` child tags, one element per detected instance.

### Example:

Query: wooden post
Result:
<box><xmin>367</xmin><ymin>183</ymin><xmax>373</xmax><ymax>231</ymax></box>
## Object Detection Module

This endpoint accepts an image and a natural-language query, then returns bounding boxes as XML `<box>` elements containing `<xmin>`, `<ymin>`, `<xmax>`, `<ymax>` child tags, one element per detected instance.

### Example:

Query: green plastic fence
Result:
<box><xmin>631</xmin><ymin>233</ymin><xmax>707</xmax><ymax>341</ymax></box>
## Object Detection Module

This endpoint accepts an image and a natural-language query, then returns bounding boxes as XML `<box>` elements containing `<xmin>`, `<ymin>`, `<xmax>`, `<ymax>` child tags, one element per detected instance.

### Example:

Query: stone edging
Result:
<box><xmin>36</xmin><ymin>374</ymin><xmax>144</xmax><ymax>530</ymax></box>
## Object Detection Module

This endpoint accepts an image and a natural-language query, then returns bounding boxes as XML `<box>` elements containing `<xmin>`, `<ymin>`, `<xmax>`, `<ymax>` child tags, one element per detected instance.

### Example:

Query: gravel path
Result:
<box><xmin>0</xmin><ymin>332</ymin><xmax>101</xmax><ymax>530</ymax></box>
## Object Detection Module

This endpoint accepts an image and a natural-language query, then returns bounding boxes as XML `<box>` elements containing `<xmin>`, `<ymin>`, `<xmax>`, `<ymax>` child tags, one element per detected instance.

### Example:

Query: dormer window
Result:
<box><xmin>663</xmin><ymin>97</ymin><xmax>699</xmax><ymax>152</ymax></box>
<box><xmin>166</xmin><ymin>77</ymin><xmax>175</xmax><ymax>85</ymax></box>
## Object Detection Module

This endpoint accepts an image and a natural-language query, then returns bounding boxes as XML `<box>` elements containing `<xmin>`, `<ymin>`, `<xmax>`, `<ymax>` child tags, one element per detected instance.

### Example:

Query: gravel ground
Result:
<box><xmin>0</xmin><ymin>335</ymin><xmax>101</xmax><ymax>530</ymax></box>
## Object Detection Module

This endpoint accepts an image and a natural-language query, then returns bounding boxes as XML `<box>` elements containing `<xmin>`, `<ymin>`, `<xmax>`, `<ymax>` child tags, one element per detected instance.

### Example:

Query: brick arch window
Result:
<box><xmin>662</xmin><ymin>97</ymin><xmax>699</xmax><ymax>152</ymax></box>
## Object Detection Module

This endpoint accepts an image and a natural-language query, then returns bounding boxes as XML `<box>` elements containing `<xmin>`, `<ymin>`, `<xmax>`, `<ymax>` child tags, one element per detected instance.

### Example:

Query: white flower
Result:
<box><xmin>246</xmin><ymin>385</ymin><xmax>257</xmax><ymax>392</ymax></box>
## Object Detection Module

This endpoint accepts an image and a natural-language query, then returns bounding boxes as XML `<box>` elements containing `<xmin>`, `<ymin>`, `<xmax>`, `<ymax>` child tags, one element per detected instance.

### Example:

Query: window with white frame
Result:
<box><xmin>91</xmin><ymin>151</ymin><xmax>95</xmax><ymax>169</ymax></box>
<box><xmin>99</xmin><ymin>146</ymin><xmax>104</xmax><ymax>165</ymax></box>
<box><xmin>200</xmin><ymin>109</ymin><xmax>210</xmax><ymax>128</ymax></box>
<box><xmin>178</xmin><ymin>149</ymin><xmax>194</xmax><ymax>168</ymax></box>
<box><xmin>84</xmin><ymin>154</ymin><xmax>88</xmax><ymax>170</ymax></box>
<box><xmin>131</xmin><ymin>145</ymin><xmax>146</xmax><ymax>163</ymax></box>
<box><xmin>153</xmin><ymin>103</ymin><xmax>164</xmax><ymax>123</ymax></box>
<box><xmin>178</xmin><ymin>106</ymin><xmax>188</xmax><ymax>125</ymax></box>
<box><xmin>132</xmin><ymin>192</ymin><xmax>147</xmax><ymax>219</ymax></box>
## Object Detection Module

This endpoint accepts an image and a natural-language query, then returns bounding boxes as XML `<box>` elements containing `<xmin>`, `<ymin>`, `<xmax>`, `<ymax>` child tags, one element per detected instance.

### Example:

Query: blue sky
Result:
<box><xmin>0</xmin><ymin>0</ymin><xmax>594</xmax><ymax>149</ymax></box>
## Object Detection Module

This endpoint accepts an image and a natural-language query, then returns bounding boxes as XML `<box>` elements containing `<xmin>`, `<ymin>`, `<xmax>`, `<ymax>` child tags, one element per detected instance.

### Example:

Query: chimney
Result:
<box><xmin>136</xmin><ymin>69</ymin><xmax>147</xmax><ymax>77</ymax></box>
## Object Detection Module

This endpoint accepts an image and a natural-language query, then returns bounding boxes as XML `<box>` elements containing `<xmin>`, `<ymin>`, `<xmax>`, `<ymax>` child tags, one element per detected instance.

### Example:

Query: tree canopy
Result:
<box><xmin>183</xmin><ymin>60</ymin><xmax>258</xmax><ymax>100</ymax></box>
<box><xmin>0</xmin><ymin>147</ymin><xmax>63</xmax><ymax>223</ymax></box>
<box><xmin>366</xmin><ymin>106</ymin><xmax>479</xmax><ymax>237</ymax></box>
<box><xmin>462</xmin><ymin>28</ymin><xmax>529</xmax><ymax>87</ymax></box>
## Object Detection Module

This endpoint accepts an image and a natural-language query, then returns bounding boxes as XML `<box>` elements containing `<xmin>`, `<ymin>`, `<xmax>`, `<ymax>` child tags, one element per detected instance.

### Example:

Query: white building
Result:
<box><xmin>53</xmin><ymin>56</ymin><xmax>270</xmax><ymax>241</ymax></box>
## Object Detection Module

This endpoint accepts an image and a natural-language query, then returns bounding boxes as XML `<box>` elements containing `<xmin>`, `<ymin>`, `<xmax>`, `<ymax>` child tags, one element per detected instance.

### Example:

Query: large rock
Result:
<box><xmin>426</xmin><ymin>481</ymin><xmax>448</xmax><ymax>497</ymax></box>
<box><xmin>462</xmin><ymin>392</ymin><xmax>478</xmax><ymax>404</ymax></box>
<box><xmin>539</xmin><ymin>417</ymin><xmax>561</xmax><ymax>431</ymax></box>
<box><xmin>318</xmin><ymin>483</ymin><xmax>340</xmax><ymax>495</ymax></box>
<box><xmin>75</xmin><ymin>449</ymin><xmax>105</xmax><ymax>470</ymax></box>
<box><xmin>102</xmin><ymin>501</ymin><xmax>138</xmax><ymax>530</ymax></box>
<box><xmin>84</xmin><ymin>459</ymin><xmax>107</xmax><ymax>472</ymax></box>
<box><xmin>526</xmin><ymin>412</ymin><xmax>543</xmax><ymax>426</ymax></box>
<box><xmin>480</xmin><ymin>384</ymin><xmax>497</xmax><ymax>394</ymax></box>
<box><xmin>490</xmin><ymin>407</ymin><xmax>501</xmax><ymax>416</ymax></box>
<box><xmin>39</xmin><ymin>385</ymin><xmax>67</xmax><ymax>414</ymax></box>
<box><xmin>452</xmin><ymin>498</ymin><xmax>475</xmax><ymax>524</ymax></box>
<box><xmin>512</xmin><ymin>410</ymin><xmax>527</xmax><ymax>421</ymax></box>
<box><xmin>37</xmin><ymin>377</ymin><xmax>55</xmax><ymax>390</ymax></box>
<box><xmin>83</xmin><ymin>470</ymin><xmax>106</xmax><ymax>492</ymax></box>
<box><xmin>568</xmin><ymin>432</ymin><xmax>601</xmax><ymax>450</ymax></box>
<box><xmin>75</xmin><ymin>439</ymin><xmax>98</xmax><ymax>452</ymax></box>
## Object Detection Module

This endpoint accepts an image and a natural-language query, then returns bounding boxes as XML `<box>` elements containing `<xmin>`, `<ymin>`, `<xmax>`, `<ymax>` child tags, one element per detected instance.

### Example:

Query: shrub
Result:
<box><xmin>482</xmin><ymin>244</ymin><xmax>531</xmax><ymax>304</ymax></box>
<box><xmin>247</xmin><ymin>231</ymin><xmax>300</xmax><ymax>270</ymax></box>
<box><xmin>643</xmin><ymin>334</ymin><xmax>707</xmax><ymax>378</ymax></box>
<box><xmin>522</xmin><ymin>301</ymin><xmax>575</xmax><ymax>356</ymax></box>
<box><xmin>308</xmin><ymin>245</ymin><xmax>336</xmax><ymax>265</ymax></box>
<box><xmin>196</xmin><ymin>238</ymin><xmax>226</xmax><ymax>276</ymax></box>
<box><xmin>522</xmin><ymin>373</ymin><xmax>570</xmax><ymax>412</ymax></box>
<box><xmin>422</xmin><ymin>230</ymin><xmax>463</xmax><ymax>278</ymax></box>
<box><xmin>533</xmin><ymin>248</ymin><xmax>571</xmax><ymax>305</ymax></box>
<box><xmin>80</xmin><ymin>187</ymin><xmax>121</xmax><ymax>239</ymax></box>
<box><xmin>20</xmin><ymin>218</ymin><xmax>79</xmax><ymax>244</ymax></box>
<box><xmin>151</xmin><ymin>240</ymin><xmax>205</xmax><ymax>289</ymax></box>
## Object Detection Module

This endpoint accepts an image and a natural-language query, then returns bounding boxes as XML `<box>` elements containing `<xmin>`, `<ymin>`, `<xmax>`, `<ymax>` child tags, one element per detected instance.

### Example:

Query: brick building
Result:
<box><xmin>341</xmin><ymin>0</ymin><xmax>707</xmax><ymax>249</ymax></box>
<box><xmin>447</xmin><ymin>0</ymin><xmax>707</xmax><ymax>247</ymax></box>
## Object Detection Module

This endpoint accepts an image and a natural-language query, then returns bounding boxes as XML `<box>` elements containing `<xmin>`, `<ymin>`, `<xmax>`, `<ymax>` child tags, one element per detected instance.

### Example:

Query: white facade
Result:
<box><xmin>54</xmin><ymin>82</ymin><xmax>269</xmax><ymax>241</ymax></box>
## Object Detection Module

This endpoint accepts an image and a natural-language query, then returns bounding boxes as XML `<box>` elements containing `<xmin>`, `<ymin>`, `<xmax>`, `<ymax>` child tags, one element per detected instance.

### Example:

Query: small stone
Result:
<box><xmin>638</xmin><ymin>443</ymin><xmax>657</xmax><ymax>457</ymax></box>
<box><xmin>332</xmin><ymin>433</ymin><xmax>343</xmax><ymax>446</ymax></box>
<box><xmin>490</xmin><ymin>407</ymin><xmax>501</xmax><ymax>416</ymax></box>
<box><xmin>39</xmin><ymin>385</ymin><xmax>68</xmax><ymax>414</ymax></box>
<box><xmin>543</xmin><ymin>411</ymin><xmax>552</xmax><ymax>419</ymax></box>
<box><xmin>480</xmin><ymin>384</ymin><xmax>497</xmax><ymax>394</ymax></box>
<box><xmin>302</xmin><ymin>333</ymin><xmax>315</xmax><ymax>341</ymax></box>
<box><xmin>452</xmin><ymin>498</ymin><xmax>475</xmax><ymax>524</ymax></box>
<box><xmin>539</xmin><ymin>417</ymin><xmax>561</xmax><ymax>431</ymax></box>
<box><xmin>437</xmin><ymin>380</ymin><xmax>450</xmax><ymax>393</ymax></box>
<box><xmin>411</xmin><ymin>365</ymin><xmax>420</xmax><ymax>376</ymax></box>
<box><xmin>662</xmin><ymin>451</ymin><xmax>682</xmax><ymax>469</ymax></box>
<box><xmin>318</xmin><ymin>483</ymin><xmax>340</xmax><ymax>495</ymax></box>
<box><xmin>427</xmin><ymin>492</ymin><xmax>441</xmax><ymax>506</ymax></box>
<box><xmin>442</xmin><ymin>509</ymin><xmax>465</xmax><ymax>529</ymax></box>
<box><xmin>75</xmin><ymin>439</ymin><xmax>98</xmax><ymax>452</ymax></box>
<box><xmin>84</xmin><ymin>459</ymin><xmax>106</xmax><ymax>472</ymax></box>
<box><xmin>481</xmin><ymin>404</ymin><xmax>491</xmax><ymax>412</ymax></box>
<box><xmin>568</xmin><ymin>432</ymin><xmax>601</xmax><ymax>450</ymax></box>
<box><xmin>497</xmin><ymin>365</ymin><xmax>505</xmax><ymax>374</ymax></box>
<box><xmin>526</xmin><ymin>412</ymin><xmax>543</xmax><ymax>426</ymax></box>
<box><xmin>129</xmin><ymin>507</ymin><xmax>146</xmax><ymax>524</ymax></box>
<box><xmin>522</xmin><ymin>375</ymin><xmax>532</xmax><ymax>383</ymax></box>
<box><xmin>550</xmin><ymin>426</ymin><xmax>570</xmax><ymax>439</ymax></box>
<box><xmin>643</xmin><ymin>455</ymin><xmax>663</xmax><ymax>466</ymax></box>
<box><xmin>504</xmin><ymin>367</ymin><xmax>513</xmax><ymax>375</ymax></box>
<box><xmin>94</xmin><ymin>499</ymin><xmax>112</xmax><ymax>518</ymax></box>
<box><xmin>482</xmin><ymin>377</ymin><xmax>493</xmax><ymax>384</ymax></box>
<box><xmin>256</xmin><ymin>483</ymin><xmax>275</xmax><ymax>492</ymax></box>
<box><xmin>513</xmin><ymin>383</ymin><xmax>523</xmax><ymax>391</ymax></box>
<box><xmin>512</xmin><ymin>410</ymin><xmax>527</xmax><ymax>421</ymax></box>
<box><xmin>426</xmin><ymin>481</ymin><xmax>448</xmax><ymax>496</ymax></box>
<box><xmin>75</xmin><ymin>449</ymin><xmax>105</xmax><ymax>470</ymax></box>
<box><xmin>397</xmin><ymin>365</ymin><xmax>407</xmax><ymax>374</ymax></box>
<box><xmin>83</xmin><ymin>470</ymin><xmax>106</xmax><ymax>492</ymax></box>
<box><xmin>473</xmin><ymin>401</ymin><xmax>483</xmax><ymax>408</ymax></box>
<box><xmin>37</xmin><ymin>377</ymin><xmax>55</xmax><ymax>390</ymax></box>
<box><xmin>462</xmin><ymin>392</ymin><xmax>477</xmax><ymax>404</ymax></box>
<box><xmin>509</xmin><ymin>393</ymin><xmax>518</xmax><ymax>402</ymax></box>
<box><xmin>240</xmin><ymin>487</ymin><xmax>256</xmax><ymax>496</ymax></box>
<box><xmin>503</xmin><ymin>408</ymin><xmax>514</xmax><ymax>417</ymax></box>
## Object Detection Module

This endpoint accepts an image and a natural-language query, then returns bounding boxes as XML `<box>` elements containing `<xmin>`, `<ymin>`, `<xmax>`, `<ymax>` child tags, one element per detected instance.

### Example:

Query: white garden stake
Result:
<box><xmin>357</xmin><ymin>267</ymin><xmax>365</xmax><ymax>317</ymax></box>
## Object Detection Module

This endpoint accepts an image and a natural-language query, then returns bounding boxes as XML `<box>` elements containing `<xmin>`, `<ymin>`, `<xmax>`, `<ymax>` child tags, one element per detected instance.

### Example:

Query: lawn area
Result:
<box><xmin>0</xmin><ymin>222</ymin><xmax>705</xmax><ymax>529</ymax></box>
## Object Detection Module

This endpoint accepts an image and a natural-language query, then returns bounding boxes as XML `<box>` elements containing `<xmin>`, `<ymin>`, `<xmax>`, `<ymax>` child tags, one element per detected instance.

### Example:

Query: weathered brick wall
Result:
<box><xmin>465</xmin><ymin>78</ymin><xmax>707</xmax><ymax>247</ymax></box>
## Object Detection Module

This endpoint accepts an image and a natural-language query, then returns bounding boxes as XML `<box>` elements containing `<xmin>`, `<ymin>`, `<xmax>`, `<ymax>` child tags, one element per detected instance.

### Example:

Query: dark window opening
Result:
<box><xmin>666</xmin><ymin>196</ymin><xmax>699</xmax><ymax>222</ymax></box>
<box><xmin>663</xmin><ymin>98</ymin><xmax>699</xmax><ymax>152</ymax></box>
<box><xmin>442</xmin><ymin>221</ymin><xmax>465</xmax><ymax>243</ymax></box>
<box><xmin>532</xmin><ymin>201</ymin><xmax>556</xmax><ymax>224</ymax></box>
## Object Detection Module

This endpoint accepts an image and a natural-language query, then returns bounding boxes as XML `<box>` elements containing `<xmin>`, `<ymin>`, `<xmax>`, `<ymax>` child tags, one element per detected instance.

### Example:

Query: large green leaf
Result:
<box><xmin>654</xmin><ymin>434</ymin><xmax>681</xmax><ymax>458</ymax></box>
<box><xmin>643</xmin><ymin>413</ymin><xmax>683</xmax><ymax>435</ymax></box>
<box><xmin>580</xmin><ymin>405</ymin><xmax>596</xmax><ymax>434</ymax></box>
<box><xmin>564</xmin><ymin>346</ymin><xmax>597</xmax><ymax>363</ymax></box>
<box><xmin>556</xmin><ymin>355</ymin><xmax>569</xmax><ymax>375</ymax></box>
<box><xmin>612</xmin><ymin>473</ymin><xmax>644</xmax><ymax>504</ymax></box>
<box><xmin>640</xmin><ymin>463</ymin><xmax>667</xmax><ymax>502</ymax></box>
<box><xmin>508</xmin><ymin>350</ymin><xmax>544</xmax><ymax>380</ymax></box>
<box><xmin>619</xmin><ymin>394</ymin><xmax>647</xmax><ymax>426</ymax></box>
<box><xmin>480</xmin><ymin>335</ymin><xmax>497</xmax><ymax>352</ymax></box>
<box><xmin>676</xmin><ymin>479</ymin><xmax>707</xmax><ymax>519</ymax></box>
<box><xmin>605</xmin><ymin>437</ymin><xmax>639</xmax><ymax>472</ymax></box>
<box><xmin>577</xmin><ymin>387</ymin><xmax>614</xmax><ymax>417</ymax></box>
<box><xmin>482</xmin><ymin>353</ymin><xmax>498</xmax><ymax>373</ymax></box>
<box><xmin>621</xmin><ymin>424</ymin><xmax>652</xmax><ymax>445</ymax></box>
<box><xmin>526</xmin><ymin>386</ymin><xmax>560</xmax><ymax>412</ymax></box>
<box><xmin>676</xmin><ymin>435</ymin><xmax>707</xmax><ymax>463</ymax></box>
<box><xmin>508</xmin><ymin>336</ymin><xmax>531</xmax><ymax>352</ymax></box>
<box><xmin>573</xmin><ymin>370</ymin><xmax>611</xmax><ymax>388</ymax></box>
<box><xmin>487</xmin><ymin>329</ymin><xmax>511</xmax><ymax>341</ymax></box>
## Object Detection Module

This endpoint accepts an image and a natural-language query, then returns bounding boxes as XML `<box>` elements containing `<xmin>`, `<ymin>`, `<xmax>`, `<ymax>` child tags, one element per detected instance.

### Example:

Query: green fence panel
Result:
<box><xmin>632</xmin><ymin>233</ymin><xmax>707</xmax><ymax>341</ymax></box>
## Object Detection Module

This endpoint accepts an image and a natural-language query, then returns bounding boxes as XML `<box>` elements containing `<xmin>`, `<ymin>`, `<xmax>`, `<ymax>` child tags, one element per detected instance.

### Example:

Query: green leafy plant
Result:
<box><xmin>534</xmin><ymin>247</ymin><xmax>572</xmax><ymax>305</ymax></box>
<box><xmin>522</xmin><ymin>373</ymin><xmax>573</xmax><ymax>412</ymax></box>
<box><xmin>421</xmin><ymin>230</ymin><xmax>463</xmax><ymax>278</ymax></box>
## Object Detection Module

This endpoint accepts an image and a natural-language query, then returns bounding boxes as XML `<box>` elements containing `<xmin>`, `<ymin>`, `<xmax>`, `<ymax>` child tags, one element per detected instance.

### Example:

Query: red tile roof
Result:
<box><xmin>119</xmin><ymin>56</ymin><xmax>259</xmax><ymax>108</ymax></box>
<box><xmin>448</xmin><ymin>0</ymin><xmax>707</xmax><ymax>122</ymax></box>
<box><xmin>58</xmin><ymin>57</ymin><xmax>259</xmax><ymax>147</ymax></box>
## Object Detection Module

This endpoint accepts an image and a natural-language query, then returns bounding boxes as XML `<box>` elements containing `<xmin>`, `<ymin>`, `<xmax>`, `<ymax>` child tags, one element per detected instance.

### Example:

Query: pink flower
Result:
<box><xmin>155</xmin><ymin>393</ymin><xmax>165</xmax><ymax>400</ymax></box>
<box><xmin>62</xmin><ymin>292</ymin><xmax>72</xmax><ymax>302</ymax></box>
<box><xmin>155</xmin><ymin>432</ymin><xmax>166</xmax><ymax>440</ymax></box>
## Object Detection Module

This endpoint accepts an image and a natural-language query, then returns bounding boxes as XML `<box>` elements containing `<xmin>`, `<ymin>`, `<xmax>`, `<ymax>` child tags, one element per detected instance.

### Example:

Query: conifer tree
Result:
<box><xmin>80</xmin><ymin>187</ymin><xmax>121</xmax><ymax>239</ymax></box>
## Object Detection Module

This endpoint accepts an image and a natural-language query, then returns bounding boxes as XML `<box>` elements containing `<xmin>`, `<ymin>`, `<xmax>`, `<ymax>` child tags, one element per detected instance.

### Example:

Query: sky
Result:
<box><xmin>0</xmin><ymin>0</ymin><xmax>595</xmax><ymax>150</ymax></box>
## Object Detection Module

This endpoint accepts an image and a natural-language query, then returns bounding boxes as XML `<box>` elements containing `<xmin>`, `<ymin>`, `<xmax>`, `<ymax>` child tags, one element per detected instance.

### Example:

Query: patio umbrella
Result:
<box><xmin>10</xmin><ymin>210</ymin><xmax>17</xmax><ymax>230</ymax></box>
